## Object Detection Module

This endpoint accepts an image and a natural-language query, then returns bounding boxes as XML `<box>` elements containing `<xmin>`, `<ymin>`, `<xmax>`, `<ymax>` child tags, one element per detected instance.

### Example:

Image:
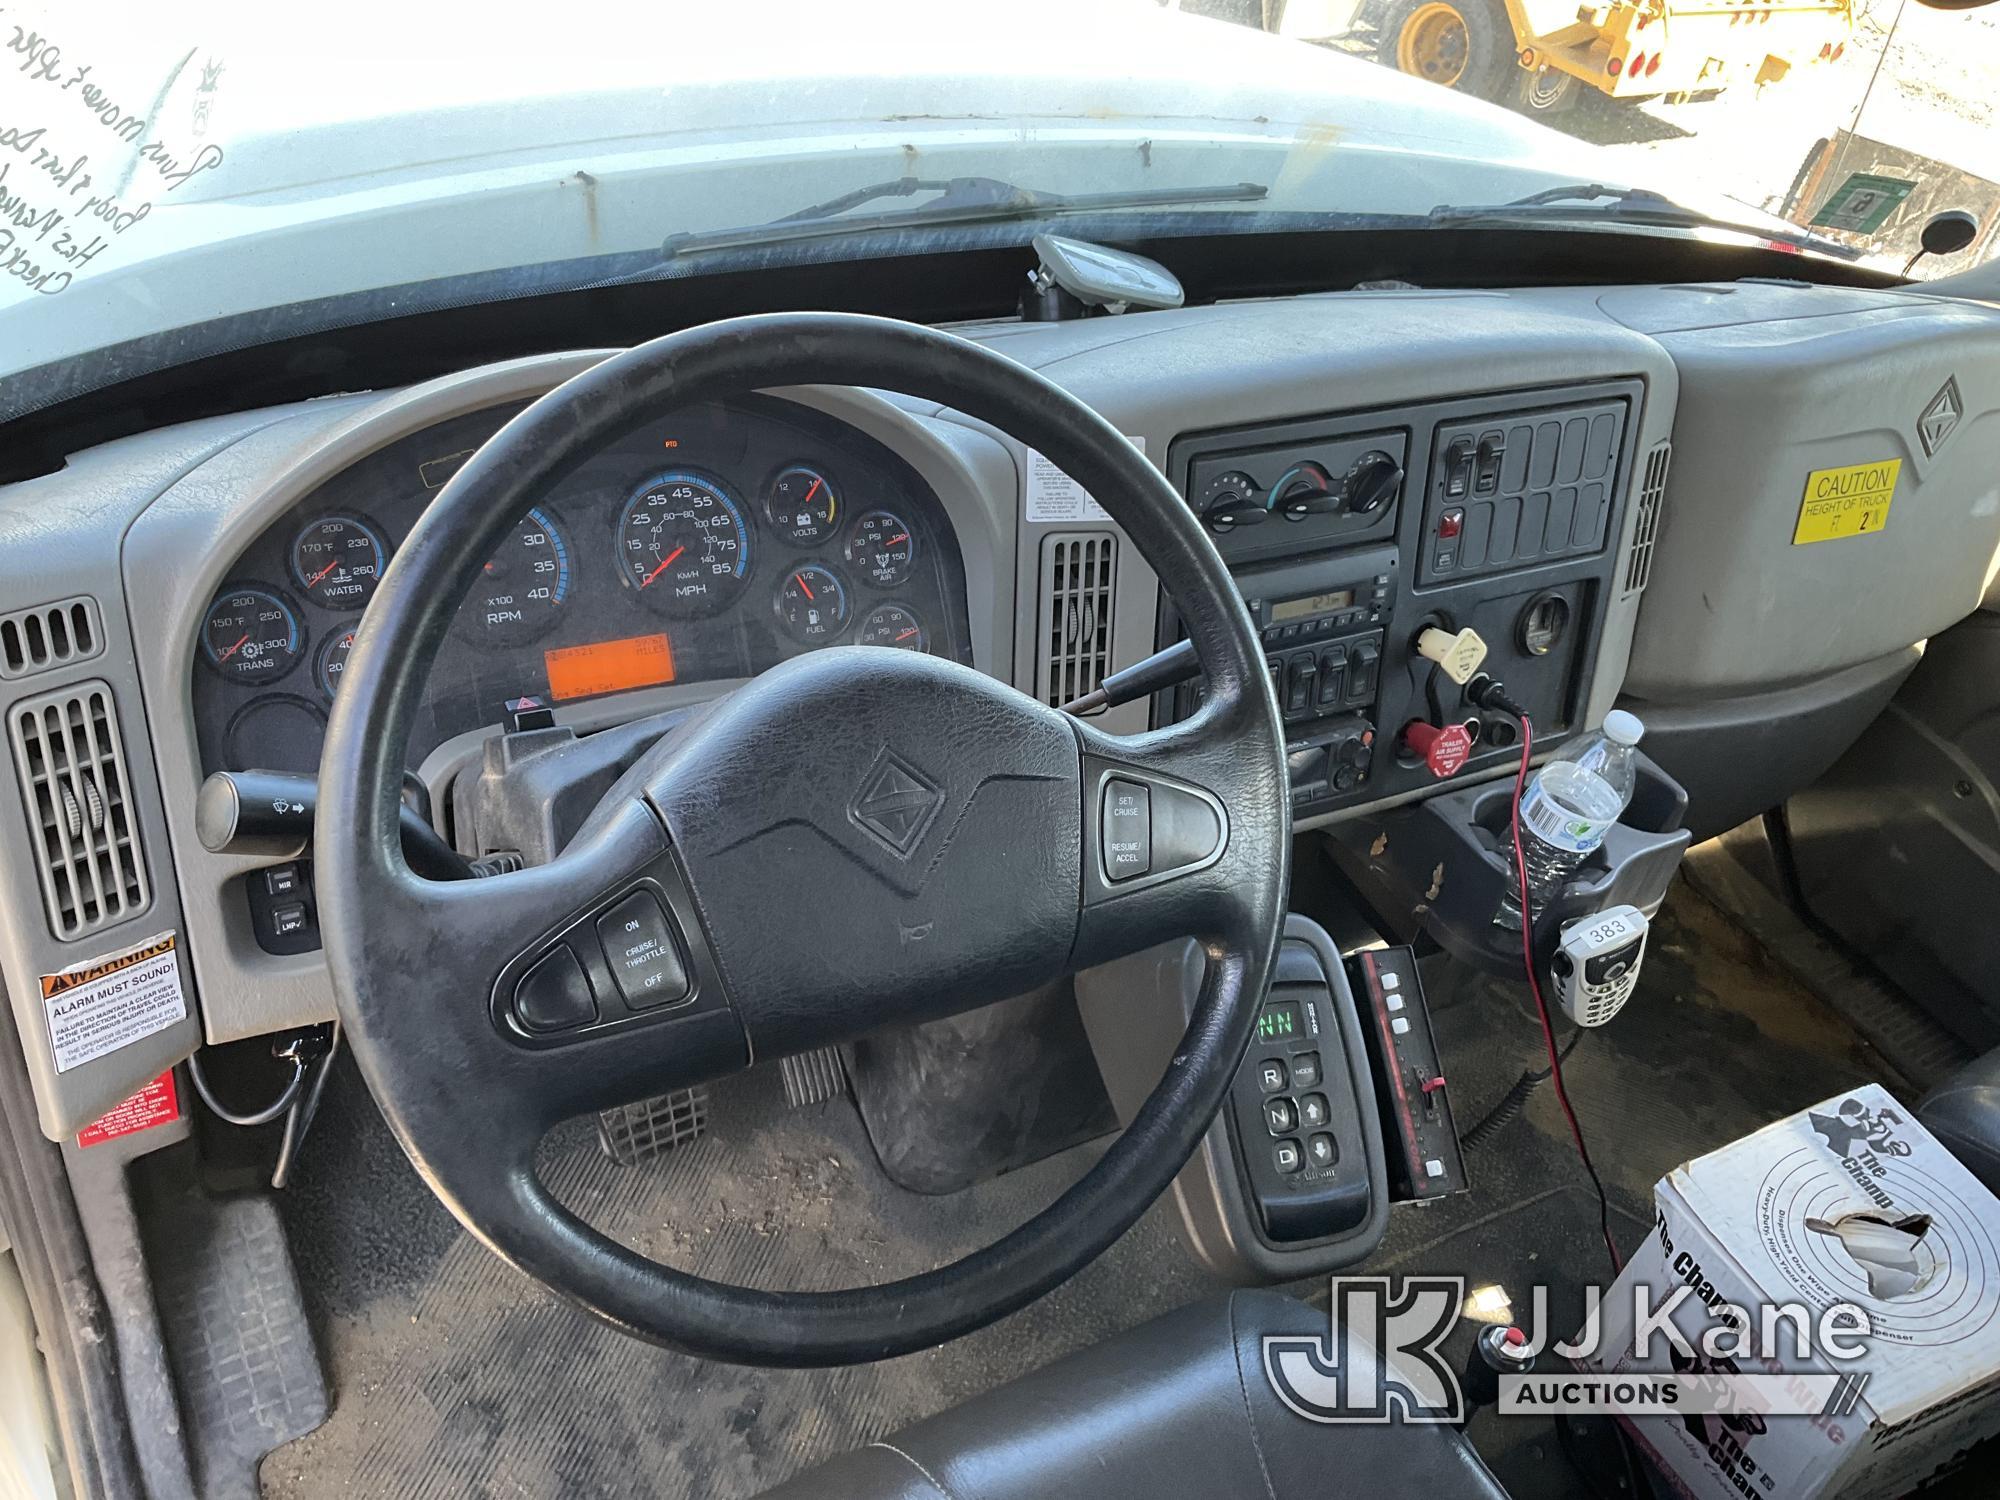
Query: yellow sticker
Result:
<box><xmin>1794</xmin><ymin>459</ymin><xmax>1901</xmax><ymax>545</ymax></box>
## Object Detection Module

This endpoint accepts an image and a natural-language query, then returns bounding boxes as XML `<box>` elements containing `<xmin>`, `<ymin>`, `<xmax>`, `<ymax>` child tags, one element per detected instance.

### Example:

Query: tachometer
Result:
<box><xmin>774</xmin><ymin>564</ymin><xmax>850</xmax><ymax>644</ymax></box>
<box><xmin>858</xmin><ymin>603</ymin><xmax>926</xmax><ymax>651</ymax></box>
<box><xmin>290</xmin><ymin>514</ymin><xmax>387</xmax><ymax>608</ymax></box>
<box><xmin>201</xmin><ymin>586</ymin><xmax>304</xmax><ymax>684</ymax></box>
<box><xmin>844</xmin><ymin>510</ymin><xmax>915</xmax><ymax>589</ymax></box>
<box><xmin>617</xmin><ymin>471</ymin><xmax>752</xmax><ymax>618</ymax></box>
<box><xmin>462</xmin><ymin>506</ymin><xmax>571</xmax><ymax>646</ymax></box>
<box><xmin>764</xmin><ymin>465</ymin><xmax>839</xmax><ymax>546</ymax></box>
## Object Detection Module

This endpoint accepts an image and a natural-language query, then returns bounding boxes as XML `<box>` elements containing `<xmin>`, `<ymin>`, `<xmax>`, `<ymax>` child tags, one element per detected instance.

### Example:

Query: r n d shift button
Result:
<box><xmin>596</xmin><ymin>891</ymin><xmax>690</xmax><ymax>1009</ymax></box>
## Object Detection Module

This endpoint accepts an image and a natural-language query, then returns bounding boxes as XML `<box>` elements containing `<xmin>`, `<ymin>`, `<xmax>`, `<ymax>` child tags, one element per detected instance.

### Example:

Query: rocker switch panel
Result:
<box><xmin>1349</xmin><ymin>947</ymin><xmax>1468</xmax><ymax>1202</ymax></box>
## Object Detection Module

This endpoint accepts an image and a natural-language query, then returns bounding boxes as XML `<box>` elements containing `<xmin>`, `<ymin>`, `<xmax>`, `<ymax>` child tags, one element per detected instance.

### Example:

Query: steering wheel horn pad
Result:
<box><xmin>639</xmin><ymin>647</ymin><xmax>1083</xmax><ymax>1055</ymax></box>
<box><xmin>317</xmin><ymin>313</ymin><xmax>1288</xmax><ymax>1365</ymax></box>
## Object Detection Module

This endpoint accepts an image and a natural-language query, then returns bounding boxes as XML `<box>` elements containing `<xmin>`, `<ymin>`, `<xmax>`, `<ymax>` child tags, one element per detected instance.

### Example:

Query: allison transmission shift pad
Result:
<box><xmin>1348</xmin><ymin>947</ymin><xmax>1467</xmax><ymax>1202</ymax></box>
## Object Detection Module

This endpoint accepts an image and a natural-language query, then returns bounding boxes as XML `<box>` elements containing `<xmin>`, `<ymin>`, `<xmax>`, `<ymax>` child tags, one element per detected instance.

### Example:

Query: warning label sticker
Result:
<box><xmin>40</xmin><ymin>931</ymin><xmax>187</xmax><ymax>1075</ymax></box>
<box><xmin>1794</xmin><ymin>458</ymin><xmax>1902</xmax><ymax>545</ymax></box>
<box><xmin>77</xmin><ymin>1071</ymin><xmax>181</xmax><ymax>1147</ymax></box>
<box><xmin>1023</xmin><ymin>436</ymin><xmax>1146</xmax><ymax>524</ymax></box>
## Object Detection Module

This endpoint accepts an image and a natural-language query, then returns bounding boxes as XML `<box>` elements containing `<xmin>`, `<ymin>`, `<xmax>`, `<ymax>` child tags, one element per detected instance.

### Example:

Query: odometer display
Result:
<box><xmin>201</xmin><ymin>586</ymin><xmax>303</xmax><ymax>684</ymax></box>
<box><xmin>463</xmin><ymin>506</ymin><xmax>571</xmax><ymax>646</ymax></box>
<box><xmin>290</xmin><ymin>514</ymin><xmax>387</xmax><ymax>608</ymax></box>
<box><xmin>618</xmin><ymin>471</ymin><xmax>752</xmax><ymax>618</ymax></box>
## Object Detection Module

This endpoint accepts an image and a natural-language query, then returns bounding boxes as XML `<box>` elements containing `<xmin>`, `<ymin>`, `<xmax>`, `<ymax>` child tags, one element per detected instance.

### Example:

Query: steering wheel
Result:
<box><xmin>317</xmin><ymin>313</ymin><xmax>1288</xmax><ymax>1366</ymax></box>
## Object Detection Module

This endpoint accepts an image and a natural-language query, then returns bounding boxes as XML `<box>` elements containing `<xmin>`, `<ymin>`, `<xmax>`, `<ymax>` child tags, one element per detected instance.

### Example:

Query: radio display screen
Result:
<box><xmin>1271</xmin><ymin>589</ymin><xmax>1355</xmax><ymax>623</ymax></box>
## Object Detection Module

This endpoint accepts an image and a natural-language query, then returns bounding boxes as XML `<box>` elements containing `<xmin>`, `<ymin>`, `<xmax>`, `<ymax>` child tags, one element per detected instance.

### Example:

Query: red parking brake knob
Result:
<box><xmin>1403</xmin><ymin>720</ymin><xmax>1474</xmax><ymax>779</ymax></box>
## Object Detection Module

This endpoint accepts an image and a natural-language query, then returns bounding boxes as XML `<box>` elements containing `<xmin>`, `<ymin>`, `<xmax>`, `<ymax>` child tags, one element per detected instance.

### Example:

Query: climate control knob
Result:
<box><xmin>1200</xmin><ymin>470</ymin><xmax>1268</xmax><ymax>533</ymax></box>
<box><xmin>1344</xmin><ymin>451</ymin><xmax>1404</xmax><ymax>516</ymax></box>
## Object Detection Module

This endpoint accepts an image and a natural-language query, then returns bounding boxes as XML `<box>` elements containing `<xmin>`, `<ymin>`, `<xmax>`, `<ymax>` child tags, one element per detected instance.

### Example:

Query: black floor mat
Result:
<box><xmin>263</xmin><ymin>875</ymin><xmax>1906</xmax><ymax>1499</ymax></box>
<box><xmin>261</xmin><ymin>1055</ymin><xmax>1220</xmax><ymax>1499</ymax></box>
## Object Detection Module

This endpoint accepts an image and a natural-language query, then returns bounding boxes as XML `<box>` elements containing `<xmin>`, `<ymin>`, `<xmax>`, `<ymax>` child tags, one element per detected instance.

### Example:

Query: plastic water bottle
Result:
<box><xmin>1499</xmin><ymin>710</ymin><xmax>1644</xmax><ymax>926</ymax></box>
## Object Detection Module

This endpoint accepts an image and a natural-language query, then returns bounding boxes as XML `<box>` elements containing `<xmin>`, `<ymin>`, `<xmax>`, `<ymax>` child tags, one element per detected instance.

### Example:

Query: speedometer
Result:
<box><xmin>616</xmin><ymin>471</ymin><xmax>752</xmax><ymax>618</ymax></box>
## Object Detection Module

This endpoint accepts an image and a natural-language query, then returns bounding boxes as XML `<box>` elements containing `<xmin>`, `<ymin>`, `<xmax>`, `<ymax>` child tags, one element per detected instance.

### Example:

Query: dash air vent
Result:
<box><xmin>8</xmin><ymin>681</ymin><xmax>150</xmax><ymax>940</ymax></box>
<box><xmin>1623</xmin><ymin>442</ymin><xmax>1671</xmax><ymax>594</ymax></box>
<box><xmin>1037</xmin><ymin>533</ymin><xmax>1117</xmax><ymax>712</ymax></box>
<box><xmin>0</xmin><ymin>595</ymin><xmax>102</xmax><ymax>680</ymax></box>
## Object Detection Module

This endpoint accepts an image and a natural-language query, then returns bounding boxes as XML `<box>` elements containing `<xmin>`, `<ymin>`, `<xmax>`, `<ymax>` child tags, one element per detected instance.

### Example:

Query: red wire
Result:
<box><xmin>1509</xmin><ymin>713</ymin><xmax>1623</xmax><ymax>1275</ymax></box>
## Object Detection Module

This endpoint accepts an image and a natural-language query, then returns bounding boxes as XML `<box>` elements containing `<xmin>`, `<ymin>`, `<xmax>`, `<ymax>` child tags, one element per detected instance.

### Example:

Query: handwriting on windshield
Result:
<box><xmin>0</xmin><ymin>10</ymin><xmax>224</xmax><ymax>300</ymax></box>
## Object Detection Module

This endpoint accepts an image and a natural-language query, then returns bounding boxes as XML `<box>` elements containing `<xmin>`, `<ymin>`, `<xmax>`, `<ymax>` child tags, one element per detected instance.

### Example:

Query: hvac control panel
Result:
<box><xmin>1163</xmin><ymin>382</ymin><xmax>1642</xmax><ymax>818</ymax></box>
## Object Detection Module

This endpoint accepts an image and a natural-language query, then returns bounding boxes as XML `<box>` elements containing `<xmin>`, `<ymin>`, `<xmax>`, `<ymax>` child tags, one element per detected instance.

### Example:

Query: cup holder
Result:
<box><xmin>1325</xmin><ymin>750</ymin><xmax>1693</xmax><ymax>976</ymax></box>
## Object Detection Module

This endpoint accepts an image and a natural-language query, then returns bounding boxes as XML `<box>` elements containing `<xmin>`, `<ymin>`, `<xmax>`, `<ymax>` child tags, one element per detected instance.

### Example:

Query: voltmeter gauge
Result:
<box><xmin>764</xmin><ymin>465</ymin><xmax>839</xmax><ymax>546</ymax></box>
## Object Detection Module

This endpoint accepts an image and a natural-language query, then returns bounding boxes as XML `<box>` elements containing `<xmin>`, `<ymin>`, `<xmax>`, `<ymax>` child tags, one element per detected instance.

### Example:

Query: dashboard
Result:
<box><xmin>189</xmin><ymin>396</ymin><xmax>972</xmax><ymax>777</ymax></box>
<box><xmin>8</xmin><ymin>278</ymin><xmax>2000</xmax><ymax>1142</ymax></box>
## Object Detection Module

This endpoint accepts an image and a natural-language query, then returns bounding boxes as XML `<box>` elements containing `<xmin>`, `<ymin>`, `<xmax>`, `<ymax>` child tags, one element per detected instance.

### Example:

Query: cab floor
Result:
<box><xmin>259</xmin><ymin>875</ymin><xmax>1903</xmax><ymax>1498</ymax></box>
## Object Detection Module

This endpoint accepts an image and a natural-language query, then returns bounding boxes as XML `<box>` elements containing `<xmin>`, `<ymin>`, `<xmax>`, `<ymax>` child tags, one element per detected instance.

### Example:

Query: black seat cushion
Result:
<box><xmin>1919</xmin><ymin>1047</ymin><xmax>2000</xmax><ymax>1195</ymax></box>
<box><xmin>760</xmin><ymin>1289</ymin><xmax>1506</xmax><ymax>1499</ymax></box>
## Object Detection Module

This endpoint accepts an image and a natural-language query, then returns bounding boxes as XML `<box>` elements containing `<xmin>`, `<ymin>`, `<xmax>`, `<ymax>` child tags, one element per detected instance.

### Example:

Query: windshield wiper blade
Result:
<box><xmin>661</xmin><ymin>175</ymin><xmax>1268</xmax><ymax>259</ymax></box>
<box><xmin>1427</xmin><ymin>183</ymin><xmax>1854</xmax><ymax>258</ymax></box>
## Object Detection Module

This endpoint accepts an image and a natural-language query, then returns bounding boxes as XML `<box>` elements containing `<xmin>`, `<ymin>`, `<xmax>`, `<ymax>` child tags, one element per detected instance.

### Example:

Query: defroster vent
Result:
<box><xmin>8</xmin><ymin>681</ymin><xmax>150</xmax><ymax>940</ymax></box>
<box><xmin>1037</xmin><ymin>533</ymin><xmax>1117</xmax><ymax>712</ymax></box>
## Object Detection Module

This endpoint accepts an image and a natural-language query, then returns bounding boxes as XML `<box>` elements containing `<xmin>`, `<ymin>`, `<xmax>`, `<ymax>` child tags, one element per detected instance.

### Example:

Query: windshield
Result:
<box><xmin>2</xmin><ymin>0</ymin><xmax>1993</xmax><ymax>392</ymax></box>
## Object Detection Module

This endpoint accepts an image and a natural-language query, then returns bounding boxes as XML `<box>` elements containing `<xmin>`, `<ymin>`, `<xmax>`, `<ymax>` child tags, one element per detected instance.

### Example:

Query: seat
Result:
<box><xmin>760</xmin><ymin>1288</ymin><xmax>1507</xmax><ymax>1499</ymax></box>
<box><xmin>1918</xmin><ymin>1046</ymin><xmax>2000</xmax><ymax>1194</ymax></box>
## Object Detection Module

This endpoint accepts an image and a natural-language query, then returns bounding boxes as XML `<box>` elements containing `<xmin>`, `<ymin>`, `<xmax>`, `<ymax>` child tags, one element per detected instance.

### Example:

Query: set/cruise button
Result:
<box><xmin>1101</xmin><ymin>779</ymin><xmax>1152</xmax><ymax>882</ymax></box>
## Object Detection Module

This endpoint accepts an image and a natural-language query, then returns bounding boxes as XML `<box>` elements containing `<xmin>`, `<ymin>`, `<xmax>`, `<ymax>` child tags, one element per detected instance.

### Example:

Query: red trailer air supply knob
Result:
<box><xmin>1403</xmin><ymin>720</ymin><xmax>1474</xmax><ymax>779</ymax></box>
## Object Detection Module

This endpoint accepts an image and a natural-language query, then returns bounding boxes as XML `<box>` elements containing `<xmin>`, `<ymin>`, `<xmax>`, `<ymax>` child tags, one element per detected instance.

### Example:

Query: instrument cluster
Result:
<box><xmin>191</xmin><ymin>396</ymin><xmax>971</xmax><ymax>775</ymax></box>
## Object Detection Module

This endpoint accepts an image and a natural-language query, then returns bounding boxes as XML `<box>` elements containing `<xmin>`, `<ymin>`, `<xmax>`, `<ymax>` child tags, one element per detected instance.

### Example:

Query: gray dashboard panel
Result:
<box><xmin>1602</xmin><ymin>284</ymin><xmax>2000</xmax><ymax>699</ymax></box>
<box><xmin>12</xmin><ymin>279</ymin><xmax>1999</xmax><ymax>1135</ymax></box>
<box><xmin>0</xmin><ymin>411</ymin><xmax>296</xmax><ymax>1137</ymax></box>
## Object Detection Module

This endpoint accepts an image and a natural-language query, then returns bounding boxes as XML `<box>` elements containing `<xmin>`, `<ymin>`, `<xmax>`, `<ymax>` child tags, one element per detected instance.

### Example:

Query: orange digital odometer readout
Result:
<box><xmin>543</xmin><ymin>634</ymin><xmax>677</xmax><ymax>702</ymax></box>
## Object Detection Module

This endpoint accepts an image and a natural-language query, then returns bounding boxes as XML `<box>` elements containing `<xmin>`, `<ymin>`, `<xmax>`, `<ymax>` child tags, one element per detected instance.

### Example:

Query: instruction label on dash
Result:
<box><xmin>1793</xmin><ymin>458</ymin><xmax>1901</xmax><ymax>545</ymax></box>
<box><xmin>40</xmin><ymin>930</ymin><xmax>186</xmax><ymax>1074</ymax></box>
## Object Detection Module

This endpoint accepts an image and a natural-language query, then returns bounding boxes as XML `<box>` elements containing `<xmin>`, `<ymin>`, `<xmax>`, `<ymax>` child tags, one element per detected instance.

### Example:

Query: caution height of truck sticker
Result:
<box><xmin>1794</xmin><ymin>459</ymin><xmax>1901</xmax><ymax>545</ymax></box>
<box><xmin>40</xmin><ymin>930</ymin><xmax>187</xmax><ymax>1074</ymax></box>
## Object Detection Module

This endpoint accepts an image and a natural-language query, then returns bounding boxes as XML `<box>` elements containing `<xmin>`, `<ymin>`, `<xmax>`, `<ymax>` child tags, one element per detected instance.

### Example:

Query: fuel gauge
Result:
<box><xmin>774</xmin><ymin>564</ymin><xmax>850</xmax><ymax>644</ymax></box>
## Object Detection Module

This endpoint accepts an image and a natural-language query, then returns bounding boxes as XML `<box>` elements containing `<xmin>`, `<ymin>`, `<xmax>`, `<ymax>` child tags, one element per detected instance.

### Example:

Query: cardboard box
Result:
<box><xmin>1581</xmin><ymin>1084</ymin><xmax>2000</xmax><ymax>1499</ymax></box>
